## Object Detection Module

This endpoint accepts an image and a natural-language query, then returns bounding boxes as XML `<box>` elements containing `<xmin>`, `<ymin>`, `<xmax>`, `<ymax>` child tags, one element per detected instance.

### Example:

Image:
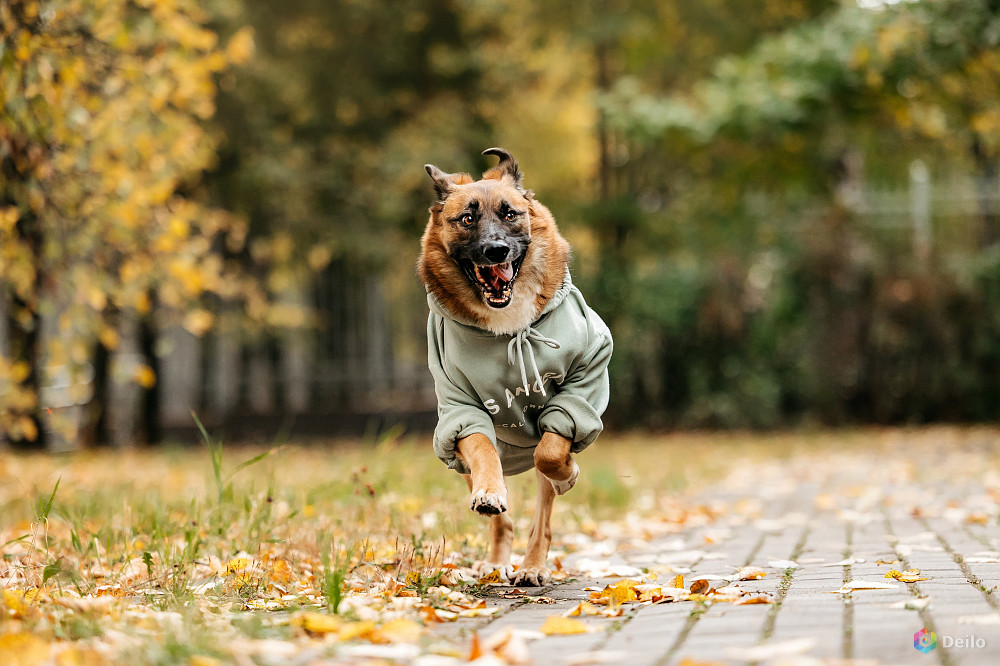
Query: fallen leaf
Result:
<box><xmin>477</xmin><ymin>569</ymin><xmax>506</xmax><ymax>584</ymax></box>
<box><xmin>590</xmin><ymin>578</ymin><xmax>642</xmax><ymax>606</ymax></box>
<box><xmin>689</xmin><ymin>579</ymin><xmax>715</xmax><ymax>595</ymax></box>
<box><xmin>735</xmin><ymin>567</ymin><xmax>767</xmax><ymax>581</ymax></box>
<box><xmin>338</xmin><ymin>620</ymin><xmax>377</xmax><ymax>642</ymax></box>
<box><xmin>0</xmin><ymin>633</ymin><xmax>49</xmax><ymax>666</ymax></box>
<box><xmin>733</xmin><ymin>594</ymin><xmax>772</xmax><ymax>605</ymax></box>
<box><xmin>540</xmin><ymin>615</ymin><xmax>593</xmax><ymax>635</ymax></box>
<box><xmin>371</xmin><ymin>619</ymin><xmax>422</xmax><ymax>644</ymax></box>
<box><xmin>835</xmin><ymin>580</ymin><xmax>900</xmax><ymax>593</ymax></box>
<box><xmin>467</xmin><ymin>633</ymin><xmax>483</xmax><ymax>661</ymax></box>
<box><xmin>565</xmin><ymin>601</ymin><xmax>602</xmax><ymax>617</ymax></box>
<box><xmin>293</xmin><ymin>612</ymin><xmax>342</xmax><ymax>635</ymax></box>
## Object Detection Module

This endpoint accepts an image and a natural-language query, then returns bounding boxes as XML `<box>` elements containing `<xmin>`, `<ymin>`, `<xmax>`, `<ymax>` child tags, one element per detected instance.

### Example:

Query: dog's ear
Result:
<box><xmin>482</xmin><ymin>147</ymin><xmax>525</xmax><ymax>191</ymax></box>
<box><xmin>425</xmin><ymin>164</ymin><xmax>465</xmax><ymax>202</ymax></box>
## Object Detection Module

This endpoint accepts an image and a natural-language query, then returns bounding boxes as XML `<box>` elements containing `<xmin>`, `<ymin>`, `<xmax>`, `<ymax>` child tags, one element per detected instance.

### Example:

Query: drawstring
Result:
<box><xmin>507</xmin><ymin>327</ymin><xmax>560</xmax><ymax>397</ymax></box>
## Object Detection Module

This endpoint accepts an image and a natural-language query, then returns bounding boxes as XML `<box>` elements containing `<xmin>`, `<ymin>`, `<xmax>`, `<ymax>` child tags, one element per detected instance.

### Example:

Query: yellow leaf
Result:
<box><xmin>338</xmin><ymin>620</ymin><xmax>377</xmax><ymax>642</ymax></box>
<box><xmin>673</xmin><ymin>574</ymin><xmax>684</xmax><ymax>589</ymax></box>
<box><xmin>226</xmin><ymin>558</ymin><xmax>250</xmax><ymax>574</ymax></box>
<box><xmin>188</xmin><ymin>657</ymin><xmax>220</xmax><ymax>666</ymax></box>
<box><xmin>371</xmin><ymin>619</ymin><xmax>422</xmax><ymax>644</ymax></box>
<box><xmin>565</xmin><ymin>601</ymin><xmax>602</xmax><ymax>617</ymax></box>
<box><xmin>598</xmin><ymin>578</ymin><xmax>641</xmax><ymax>606</ymax></box>
<box><xmin>0</xmin><ymin>632</ymin><xmax>48</xmax><ymax>666</ymax></box>
<box><xmin>477</xmin><ymin>569</ymin><xmax>505</xmax><ymax>584</ymax></box>
<box><xmin>884</xmin><ymin>570</ymin><xmax>902</xmax><ymax>579</ymax></box>
<box><xmin>540</xmin><ymin>615</ymin><xmax>592</xmax><ymax>635</ymax></box>
<box><xmin>293</xmin><ymin>611</ymin><xmax>342</xmax><ymax>635</ymax></box>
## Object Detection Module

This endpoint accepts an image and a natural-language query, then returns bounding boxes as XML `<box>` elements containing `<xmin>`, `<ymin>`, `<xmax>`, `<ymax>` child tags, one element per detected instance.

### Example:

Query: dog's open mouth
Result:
<box><xmin>460</xmin><ymin>256</ymin><xmax>524</xmax><ymax>308</ymax></box>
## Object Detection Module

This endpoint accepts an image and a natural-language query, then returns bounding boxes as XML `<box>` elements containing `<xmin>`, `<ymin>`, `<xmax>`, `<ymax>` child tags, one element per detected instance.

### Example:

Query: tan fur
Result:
<box><xmin>420</xmin><ymin>151</ymin><xmax>577</xmax><ymax>586</ymax></box>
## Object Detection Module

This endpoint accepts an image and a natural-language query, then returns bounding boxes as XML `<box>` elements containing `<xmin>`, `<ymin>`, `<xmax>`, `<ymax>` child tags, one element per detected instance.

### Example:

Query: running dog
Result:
<box><xmin>418</xmin><ymin>148</ymin><xmax>613</xmax><ymax>586</ymax></box>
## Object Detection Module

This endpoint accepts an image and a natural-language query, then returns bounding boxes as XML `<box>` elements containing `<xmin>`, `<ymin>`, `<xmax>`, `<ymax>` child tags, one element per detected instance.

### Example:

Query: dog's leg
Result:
<box><xmin>464</xmin><ymin>476</ymin><xmax>516</xmax><ymax>581</ymax></box>
<box><xmin>512</xmin><ymin>467</ymin><xmax>556</xmax><ymax>586</ymax></box>
<box><xmin>534</xmin><ymin>431</ymin><xmax>580</xmax><ymax>495</ymax></box>
<box><xmin>457</xmin><ymin>433</ymin><xmax>508</xmax><ymax>515</ymax></box>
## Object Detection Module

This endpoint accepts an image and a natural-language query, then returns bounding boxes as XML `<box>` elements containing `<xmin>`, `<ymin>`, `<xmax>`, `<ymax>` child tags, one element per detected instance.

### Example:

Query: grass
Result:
<box><xmin>1</xmin><ymin>426</ymin><xmax>997</xmax><ymax>663</ymax></box>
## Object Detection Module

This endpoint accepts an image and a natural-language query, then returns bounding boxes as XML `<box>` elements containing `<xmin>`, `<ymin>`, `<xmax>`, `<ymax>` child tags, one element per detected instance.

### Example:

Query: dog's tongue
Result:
<box><xmin>493</xmin><ymin>262</ymin><xmax>514</xmax><ymax>282</ymax></box>
<box><xmin>487</xmin><ymin>262</ymin><xmax>513</xmax><ymax>290</ymax></box>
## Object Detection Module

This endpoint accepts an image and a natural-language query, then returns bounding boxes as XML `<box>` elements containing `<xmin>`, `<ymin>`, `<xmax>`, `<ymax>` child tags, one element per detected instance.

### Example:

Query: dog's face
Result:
<box><xmin>418</xmin><ymin>148</ymin><xmax>569</xmax><ymax>334</ymax></box>
<box><xmin>431</xmin><ymin>168</ymin><xmax>531</xmax><ymax>310</ymax></box>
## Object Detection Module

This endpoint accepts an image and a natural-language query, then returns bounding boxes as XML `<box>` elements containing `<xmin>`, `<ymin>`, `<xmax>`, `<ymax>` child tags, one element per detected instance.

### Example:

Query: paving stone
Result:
<box><xmin>452</xmin><ymin>436</ymin><xmax>1000</xmax><ymax>665</ymax></box>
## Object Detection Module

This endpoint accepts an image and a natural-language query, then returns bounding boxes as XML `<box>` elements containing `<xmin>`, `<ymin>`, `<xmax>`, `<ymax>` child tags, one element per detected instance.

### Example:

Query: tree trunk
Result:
<box><xmin>138</xmin><ymin>293</ymin><xmax>162</xmax><ymax>445</ymax></box>
<box><xmin>2</xmin><ymin>141</ymin><xmax>46</xmax><ymax>451</ymax></box>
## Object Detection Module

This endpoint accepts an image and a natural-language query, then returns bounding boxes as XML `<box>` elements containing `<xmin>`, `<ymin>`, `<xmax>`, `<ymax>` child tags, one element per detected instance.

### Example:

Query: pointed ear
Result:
<box><xmin>425</xmin><ymin>164</ymin><xmax>458</xmax><ymax>201</ymax></box>
<box><xmin>482</xmin><ymin>147</ymin><xmax>524</xmax><ymax>191</ymax></box>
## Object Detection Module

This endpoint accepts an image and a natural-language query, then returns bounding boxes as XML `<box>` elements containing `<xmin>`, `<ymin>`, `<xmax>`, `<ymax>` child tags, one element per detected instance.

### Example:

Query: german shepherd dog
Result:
<box><xmin>418</xmin><ymin>148</ymin><xmax>612</xmax><ymax>586</ymax></box>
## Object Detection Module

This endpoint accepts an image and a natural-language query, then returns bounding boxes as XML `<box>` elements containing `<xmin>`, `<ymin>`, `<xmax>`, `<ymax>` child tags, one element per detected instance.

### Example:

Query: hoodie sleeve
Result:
<box><xmin>537</xmin><ymin>316</ymin><xmax>613</xmax><ymax>453</ymax></box>
<box><xmin>427</xmin><ymin>315</ymin><xmax>496</xmax><ymax>473</ymax></box>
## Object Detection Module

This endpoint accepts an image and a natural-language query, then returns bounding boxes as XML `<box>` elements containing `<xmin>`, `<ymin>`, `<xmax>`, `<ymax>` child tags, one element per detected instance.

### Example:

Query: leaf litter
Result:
<box><xmin>3</xmin><ymin>428</ymin><xmax>999</xmax><ymax>664</ymax></box>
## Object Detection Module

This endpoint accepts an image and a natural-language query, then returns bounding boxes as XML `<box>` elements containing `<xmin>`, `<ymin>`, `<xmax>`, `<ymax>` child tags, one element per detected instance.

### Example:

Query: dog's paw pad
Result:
<box><xmin>470</xmin><ymin>489</ymin><xmax>507</xmax><ymax>515</ymax></box>
<box><xmin>471</xmin><ymin>561</ymin><xmax>514</xmax><ymax>582</ymax></box>
<box><xmin>548</xmin><ymin>462</ymin><xmax>580</xmax><ymax>496</ymax></box>
<box><xmin>511</xmin><ymin>567</ymin><xmax>551</xmax><ymax>587</ymax></box>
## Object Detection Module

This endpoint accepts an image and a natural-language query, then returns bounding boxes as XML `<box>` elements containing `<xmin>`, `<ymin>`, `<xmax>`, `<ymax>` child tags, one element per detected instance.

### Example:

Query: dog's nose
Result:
<box><xmin>483</xmin><ymin>242</ymin><xmax>510</xmax><ymax>263</ymax></box>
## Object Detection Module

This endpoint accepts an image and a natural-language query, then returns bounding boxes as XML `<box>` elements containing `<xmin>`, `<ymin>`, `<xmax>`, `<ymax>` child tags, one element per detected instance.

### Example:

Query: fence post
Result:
<box><xmin>909</xmin><ymin>159</ymin><xmax>931</xmax><ymax>262</ymax></box>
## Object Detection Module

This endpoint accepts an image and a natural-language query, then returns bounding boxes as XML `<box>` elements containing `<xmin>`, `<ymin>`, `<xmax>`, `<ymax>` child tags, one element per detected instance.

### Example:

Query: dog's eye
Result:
<box><xmin>505</xmin><ymin>211</ymin><xmax>518</xmax><ymax>221</ymax></box>
<box><xmin>460</xmin><ymin>213</ymin><xmax>474</xmax><ymax>226</ymax></box>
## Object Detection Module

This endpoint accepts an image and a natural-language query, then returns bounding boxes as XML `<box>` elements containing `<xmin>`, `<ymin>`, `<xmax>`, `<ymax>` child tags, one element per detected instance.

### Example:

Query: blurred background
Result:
<box><xmin>2</xmin><ymin>0</ymin><xmax>999</xmax><ymax>451</ymax></box>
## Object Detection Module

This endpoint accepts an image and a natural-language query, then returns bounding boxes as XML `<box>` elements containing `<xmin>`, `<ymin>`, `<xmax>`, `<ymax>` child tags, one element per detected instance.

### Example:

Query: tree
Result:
<box><xmin>1</xmin><ymin>0</ymin><xmax>256</xmax><ymax>448</ymax></box>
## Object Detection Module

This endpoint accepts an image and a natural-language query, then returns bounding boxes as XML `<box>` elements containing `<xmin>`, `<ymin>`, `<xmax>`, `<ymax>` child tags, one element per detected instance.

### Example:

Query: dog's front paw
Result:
<box><xmin>470</xmin><ymin>488</ymin><xmax>508</xmax><ymax>515</ymax></box>
<box><xmin>548</xmin><ymin>461</ymin><xmax>580</xmax><ymax>496</ymax></box>
<box><xmin>511</xmin><ymin>566</ymin><xmax>551</xmax><ymax>587</ymax></box>
<box><xmin>471</xmin><ymin>561</ymin><xmax>515</xmax><ymax>582</ymax></box>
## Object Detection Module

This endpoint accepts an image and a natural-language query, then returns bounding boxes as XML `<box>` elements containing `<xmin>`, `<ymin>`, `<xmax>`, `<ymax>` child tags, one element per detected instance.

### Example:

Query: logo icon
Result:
<box><xmin>914</xmin><ymin>628</ymin><xmax>938</xmax><ymax>653</ymax></box>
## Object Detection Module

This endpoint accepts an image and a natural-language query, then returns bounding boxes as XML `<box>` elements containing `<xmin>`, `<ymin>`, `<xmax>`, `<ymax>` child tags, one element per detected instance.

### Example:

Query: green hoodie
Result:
<box><xmin>427</xmin><ymin>271</ymin><xmax>613</xmax><ymax>476</ymax></box>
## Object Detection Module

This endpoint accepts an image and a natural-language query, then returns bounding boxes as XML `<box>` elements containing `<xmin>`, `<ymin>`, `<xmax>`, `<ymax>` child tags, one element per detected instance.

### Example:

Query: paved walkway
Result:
<box><xmin>431</xmin><ymin>432</ymin><xmax>1000</xmax><ymax>665</ymax></box>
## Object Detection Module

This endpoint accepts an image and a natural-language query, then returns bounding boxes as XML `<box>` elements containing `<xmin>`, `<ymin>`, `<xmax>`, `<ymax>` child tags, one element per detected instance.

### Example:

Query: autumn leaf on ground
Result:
<box><xmin>689</xmin><ymin>579</ymin><xmax>716</xmax><ymax>595</ymax></box>
<box><xmin>477</xmin><ymin>569</ymin><xmax>507</xmax><ymax>584</ymax></box>
<box><xmin>371</xmin><ymin>619</ymin><xmax>422</xmax><ymax>644</ymax></box>
<box><xmin>292</xmin><ymin>611</ymin><xmax>342</xmax><ymax>635</ymax></box>
<box><xmin>733</xmin><ymin>594</ymin><xmax>772</xmax><ymax>605</ymax></box>
<box><xmin>591</xmin><ymin>578</ymin><xmax>642</xmax><ymax>606</ymax></box>
<box><xmin>540</xmin><ymin>615</ymin><xmax>594</xmax><ymax>635</ymax></box>
<box><xmin>835</xmin><ymin>580</ymin><xmax>900</xmax><ymax>593</ymax></box>
<box><xmin>735</xmin><ymin>566</ymin><xmax>767</xmax><ymax>580</ymax></box>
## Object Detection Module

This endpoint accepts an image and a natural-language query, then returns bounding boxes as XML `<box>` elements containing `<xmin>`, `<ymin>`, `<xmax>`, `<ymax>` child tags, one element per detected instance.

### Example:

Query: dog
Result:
<box><xmin>418</xmin><ymin>148</ymin><xmax>613</xmax><ymax>586</ymax></box>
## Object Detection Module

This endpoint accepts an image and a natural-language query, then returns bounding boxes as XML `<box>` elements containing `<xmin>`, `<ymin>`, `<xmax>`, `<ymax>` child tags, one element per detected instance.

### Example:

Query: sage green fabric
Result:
<box><xmin>427</xmin><ymin>271</ymin><xmax>613</xmax><ymax>476</ymax></box>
